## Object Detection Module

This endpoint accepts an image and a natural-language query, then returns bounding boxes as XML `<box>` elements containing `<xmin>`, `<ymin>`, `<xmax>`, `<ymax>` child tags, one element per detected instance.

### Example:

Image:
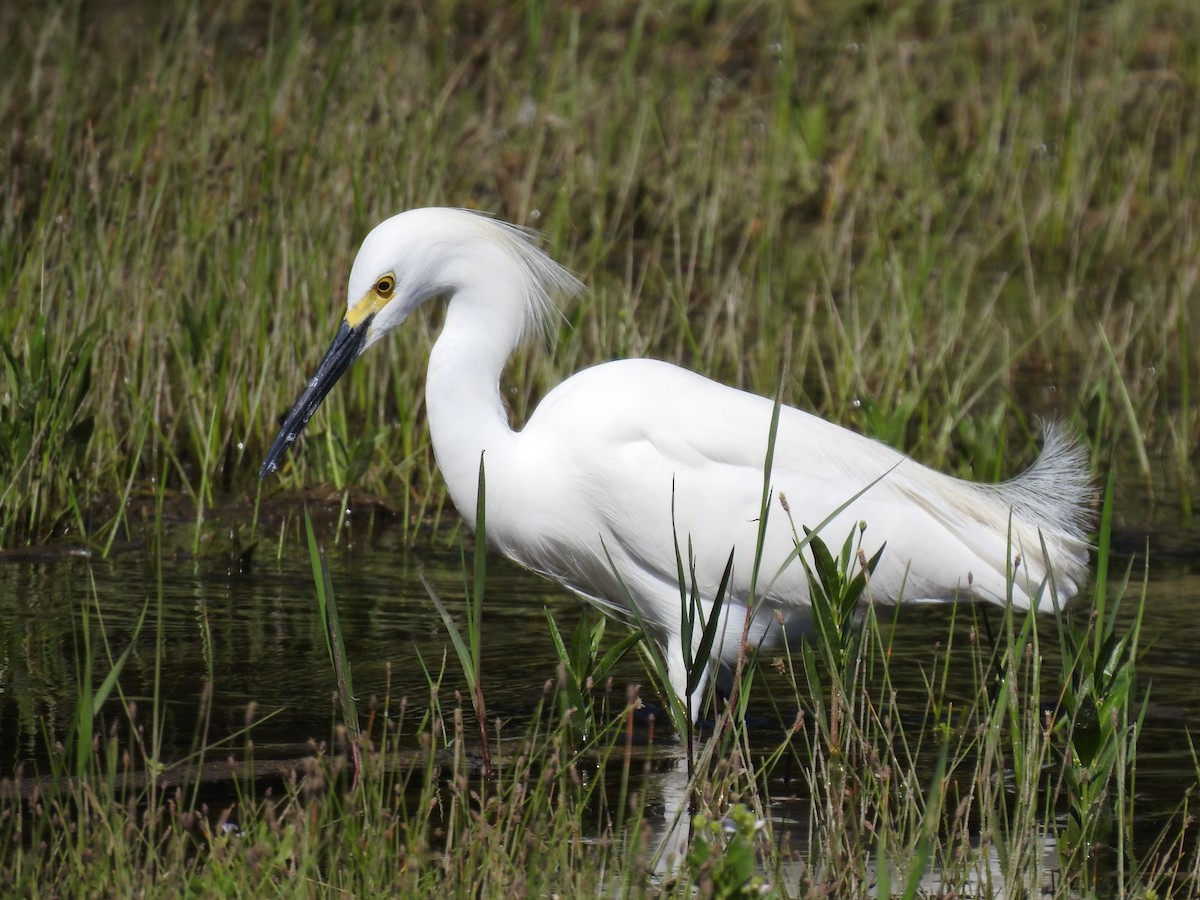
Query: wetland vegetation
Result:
<box><xmin>2</xmin><ymin>0</ymin><xmax>1199</xmax><ymax>895</ymax></box>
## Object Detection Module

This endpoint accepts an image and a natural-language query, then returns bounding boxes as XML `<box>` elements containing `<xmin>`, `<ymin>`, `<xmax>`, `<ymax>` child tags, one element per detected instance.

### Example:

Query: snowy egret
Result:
<box><xmin>260</xmin><ymin>208</ymin><xmax>1092</xmax><ymax>711</ymax></box>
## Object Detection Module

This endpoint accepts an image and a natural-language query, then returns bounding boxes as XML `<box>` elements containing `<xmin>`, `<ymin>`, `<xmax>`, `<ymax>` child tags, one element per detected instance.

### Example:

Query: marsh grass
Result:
<box><xmin>3</xmin><ymin>471</ymin><xmax>1193</xmax><ymax>896</ymax></box>
<box><xmin>1</xmin><ymin>0</ymin><xmax>1198</xmax><ymax>546</ymax></box>
<box><xmin>3</xmin><ymin>0</ymin><xmax>1200</xmax><ymax>894</ymax></box>
<box><xmin>421</xmin><ymin>460</ymin><xmax>492</xmax><ymax>771</ymax></box>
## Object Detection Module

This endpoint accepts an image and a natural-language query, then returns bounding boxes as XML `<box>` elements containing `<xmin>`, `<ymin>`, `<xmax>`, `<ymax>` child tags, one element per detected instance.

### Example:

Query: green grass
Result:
<box><xmin>1</xmin><ymin>0</ymin><xmax>1197</xmax><ymax>547</ymax></box>
<box><xmin>1</xmin><ymin>474</ymin><xmax>1190</xmax><ymax>896</ymax></box>
<box><xmin>2</xmin><ymin>0</ymin><xmax>1199</xmax><ymax>893</ymax></box>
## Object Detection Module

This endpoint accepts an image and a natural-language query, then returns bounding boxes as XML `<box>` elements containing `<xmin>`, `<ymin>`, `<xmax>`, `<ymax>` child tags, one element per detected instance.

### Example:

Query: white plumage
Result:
<box><xmin>261</xmin><ymin>208</ymin><xmax>1093</xmax><ymax>712</ymax></box>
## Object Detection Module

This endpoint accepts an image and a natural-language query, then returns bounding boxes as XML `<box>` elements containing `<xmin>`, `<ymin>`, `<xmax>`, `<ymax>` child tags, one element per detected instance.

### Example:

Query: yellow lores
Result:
<box><xmin>345</xmin><ymin>273</ymin><xmax>395</xmax><ymax>328</ymax></box>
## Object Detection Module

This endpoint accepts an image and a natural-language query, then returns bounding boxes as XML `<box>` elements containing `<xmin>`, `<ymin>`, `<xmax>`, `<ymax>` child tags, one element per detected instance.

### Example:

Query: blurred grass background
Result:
<box><xmin>1</xmin><ymin>0</ymin><xmax>1197</xmax><ymax>547</ymax></box>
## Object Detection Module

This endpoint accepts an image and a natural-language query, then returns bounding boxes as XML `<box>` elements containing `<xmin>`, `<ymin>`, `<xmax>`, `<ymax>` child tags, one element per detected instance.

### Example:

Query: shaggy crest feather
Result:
<box><xmin>458</xmin><ymin>211</ymin><xmax>583</xmax><ymax>344</ymax></box>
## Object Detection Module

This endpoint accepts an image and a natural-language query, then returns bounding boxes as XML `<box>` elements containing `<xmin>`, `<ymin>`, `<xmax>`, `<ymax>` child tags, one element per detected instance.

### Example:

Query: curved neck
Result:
<box><xmin>424</xmin><ymin>288</ymin><xmax>523</xmax><ymax>529</ymax></box>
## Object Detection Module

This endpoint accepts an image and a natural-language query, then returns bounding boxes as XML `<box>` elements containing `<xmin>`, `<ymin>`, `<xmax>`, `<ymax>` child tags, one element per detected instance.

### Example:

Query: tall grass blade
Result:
<box><xmin>305</xmin><ymin>508</ymin><xmax>359</xmax><ymax>743</ymax></box>
<box><xmin>421</xmin><ymin>454</ymin><xmax>491</xmax><ymax>771</ymax></box>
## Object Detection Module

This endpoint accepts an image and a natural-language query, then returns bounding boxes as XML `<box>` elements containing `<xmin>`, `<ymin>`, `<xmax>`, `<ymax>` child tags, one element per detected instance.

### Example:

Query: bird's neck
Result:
<box><xmin>424</xmin><ymin>291</ymin><xmax>524</xmax><ymax>531</ymax></box>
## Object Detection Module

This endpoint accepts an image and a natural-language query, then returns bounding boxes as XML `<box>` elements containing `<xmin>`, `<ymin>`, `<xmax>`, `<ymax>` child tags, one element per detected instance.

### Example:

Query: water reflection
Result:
<box><xmin>1</xmin><ymin>508</ymin><xmax>1198</xmax><ymax>855</ymax></box>
<box><xmin>0</xmin><ymin>524</ymin><xmax>617</xmax><ymax>765</ymax></box>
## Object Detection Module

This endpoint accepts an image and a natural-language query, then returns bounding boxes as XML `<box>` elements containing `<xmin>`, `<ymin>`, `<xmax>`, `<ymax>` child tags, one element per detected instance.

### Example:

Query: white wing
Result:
<box><xmin>493</xmin><ymin>358</ymin><xmax>1089</xmax><ymax>682</ymax></box>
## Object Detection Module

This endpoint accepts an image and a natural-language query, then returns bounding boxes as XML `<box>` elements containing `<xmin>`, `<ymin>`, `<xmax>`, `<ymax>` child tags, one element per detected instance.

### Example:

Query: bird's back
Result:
<box><xmin>506</xmin><ymin>357</ymin><xmax>1091</xmax><ymax>636</ymax></box>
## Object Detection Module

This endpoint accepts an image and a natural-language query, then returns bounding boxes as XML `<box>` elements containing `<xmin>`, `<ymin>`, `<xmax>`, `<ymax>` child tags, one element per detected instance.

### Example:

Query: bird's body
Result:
<box><xmin>261</xmin><ymin>208</ymin><xmax>1093</xmax><ymax>710</ymax></box>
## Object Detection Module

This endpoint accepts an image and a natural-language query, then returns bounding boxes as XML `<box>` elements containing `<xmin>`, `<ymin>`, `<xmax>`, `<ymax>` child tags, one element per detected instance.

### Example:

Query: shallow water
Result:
<box><xmin>1</xmin><ymin>482</ymin><xmax>1198</xmax><ymax>857</ymax></box>
<box><xmin>0</xmin><ymin>518</ymin><xmax>587</xmax><ymax>764</ymax></box>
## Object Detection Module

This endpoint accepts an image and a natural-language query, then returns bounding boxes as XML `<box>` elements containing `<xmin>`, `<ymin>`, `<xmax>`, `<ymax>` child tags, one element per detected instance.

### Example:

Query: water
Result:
<box><xmin>0</xmin><ymin>515</ymin><xmax>590</xmax><ymax>764</ymax></box>
<box><xmin>1</xmin><ymin>489</ymin><xmax>1198</xmax><ymax>855</ymax></box>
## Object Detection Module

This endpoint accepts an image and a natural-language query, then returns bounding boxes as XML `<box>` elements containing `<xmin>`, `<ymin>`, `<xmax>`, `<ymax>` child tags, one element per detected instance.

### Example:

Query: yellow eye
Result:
<box><xmin>375</xmin><ymin>274</ymin><xmax>395</xmax><ymax>298</ymax></box>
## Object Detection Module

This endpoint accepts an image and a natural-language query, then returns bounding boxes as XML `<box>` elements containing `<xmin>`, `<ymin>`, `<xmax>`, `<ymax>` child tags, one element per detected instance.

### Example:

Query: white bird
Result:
<box><xmin>260</xmin><ymin>207</ymin><xmax>1093</xmax><ymax>715</ymax></box>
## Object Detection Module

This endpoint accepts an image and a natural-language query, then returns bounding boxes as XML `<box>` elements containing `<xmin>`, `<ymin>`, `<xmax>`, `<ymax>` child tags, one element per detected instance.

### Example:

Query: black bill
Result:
<box><xmin>259</xmin><ymin>317</ymin><xmax>372</xmax><ymax>478</ymax></box>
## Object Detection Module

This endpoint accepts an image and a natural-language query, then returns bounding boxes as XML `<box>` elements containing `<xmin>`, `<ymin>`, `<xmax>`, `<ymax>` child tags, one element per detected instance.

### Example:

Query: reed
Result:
<box><xmin>4</xmin><ymin>473</ymin><xmax>1186</xmax><ymax>896</ymax></box>
<box><xmin>2</xmin><ymin>0</ymin><xmax>1196</xmax><ymax>889</ymax></box>
<box><xmin>1</xmin><ymin>0</ymin><xmax>1196</xmax><ymax>547</ymax></box>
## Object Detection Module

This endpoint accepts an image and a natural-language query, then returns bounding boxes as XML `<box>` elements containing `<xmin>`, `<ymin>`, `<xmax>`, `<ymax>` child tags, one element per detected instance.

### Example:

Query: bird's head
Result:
<box><xmin>258</xmin><ymin>208</ymin><xmax>580</xmax><ymax>479</ymax></box>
